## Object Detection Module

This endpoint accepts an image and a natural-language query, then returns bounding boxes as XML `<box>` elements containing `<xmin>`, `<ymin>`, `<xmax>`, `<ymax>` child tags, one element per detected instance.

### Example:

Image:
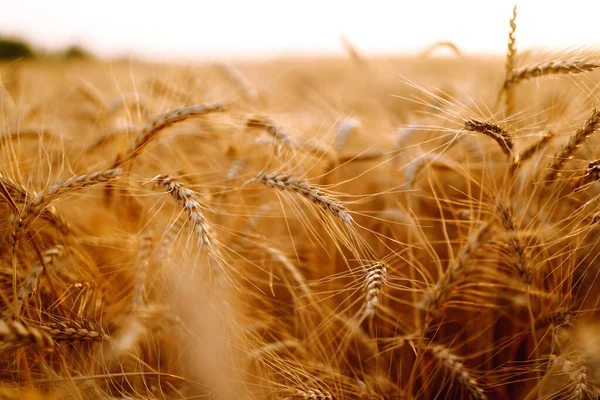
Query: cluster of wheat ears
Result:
<box><xmin>1</xmin><ymin>6</ymin><xmax>600</xmax><ymax>399</ymax></box>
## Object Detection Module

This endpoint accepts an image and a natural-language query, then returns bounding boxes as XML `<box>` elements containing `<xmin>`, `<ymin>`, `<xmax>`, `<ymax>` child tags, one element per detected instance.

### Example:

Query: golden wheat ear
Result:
<box><xmin>503</xmin><ymin>5</ymin><xmax>518</xmax><ymax>117</ymax></box>
<box><xmin>504</xmin><ymin>60</ymin><xmax>600</xmax><ymax>89</ymax></box>
<box><xmin>545</xmin><ymin>108</ymin><xmax>600</xmax><ymax>185</ymax></box>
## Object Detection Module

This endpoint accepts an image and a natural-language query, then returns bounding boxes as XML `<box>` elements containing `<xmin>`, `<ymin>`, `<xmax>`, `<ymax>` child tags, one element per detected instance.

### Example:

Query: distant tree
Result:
<box><xmin>64</xmin><ymin>45</ymin><xmax>93</xmax><ymax>60</ymax></box>
<box><xmin>0</xmin><ymin>36</ymin><xmax>35</xmax><ymax>60</ymax></box>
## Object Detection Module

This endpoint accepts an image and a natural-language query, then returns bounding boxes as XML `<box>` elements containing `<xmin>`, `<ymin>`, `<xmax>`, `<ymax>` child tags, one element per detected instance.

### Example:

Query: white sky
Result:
<box><xmin>0</xmin><ymin>0</ymin><xmax>598</xmax><ymax>60</ymax></box>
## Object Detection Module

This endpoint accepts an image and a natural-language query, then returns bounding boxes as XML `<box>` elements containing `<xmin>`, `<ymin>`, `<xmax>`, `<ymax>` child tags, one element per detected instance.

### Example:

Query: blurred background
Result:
<box><xmin>0</xmin><ymin>0</ymin><xmax>598</xmax><ymax>61</ymax></box>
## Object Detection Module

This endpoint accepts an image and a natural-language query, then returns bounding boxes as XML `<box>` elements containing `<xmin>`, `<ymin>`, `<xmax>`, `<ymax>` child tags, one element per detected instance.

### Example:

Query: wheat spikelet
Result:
<box><xmin>504</xmin><ymin>5</ymin><xmax>517</xmax><ymax>116</ymax></box>
<box><xmin>504</xmin><ymin>60</ymin><xmax>600</xmax><ymax>88</ymax></box>
<box><xmin>419</xmin><ymin>222</ymin><xmax>493</xmax><ymax>319</ymax></box>
<box><xmin>250</xmin><ymin>172</ymin><xmax>353</xmax><ymax>225</ymax></box>
<box><xmin>545</xmin><ymin>108</ymin><xmax>600</xmax><ymax>184</ymax></box>
<box><xmin>363</xmin><ymin>261</ymin><xmax>387</xmax><ymax>319</ymax></box>
<box><xmin>0</xmin><ymin>319</ymin><xmax>54</xmax><ymax>351</ymax></box>
<box><xmin>153</xmin><ymin>175</ymin><xmax>215</xmax><ymax>250</ymax></box>
<box><xmin>40</xmin><ymin>319</ymin><xmax>109</xmax><ymax>342</ymax></box>
<box><xmin>115</xmin><ymin>102</ymin><xmax>229</xmax><ymax>167</ymax></box>
<box><xmin>429</xmin><ymin>344</ymin><xmax>487</xmax><ymax>400</ymax></box>
<box><xmin>12</xmin><ymin>169</ymin><xmax>122</xmax><ymax>244</ymax></box>
<box><xmin>464</xmin><ymin>120</ymin><xmax>513</xmax><ymax>157</ymax></box>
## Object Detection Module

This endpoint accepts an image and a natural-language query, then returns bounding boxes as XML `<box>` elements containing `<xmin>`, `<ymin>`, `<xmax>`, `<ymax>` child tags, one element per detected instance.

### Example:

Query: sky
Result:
<box><xmin>0</xmin><ymin>0</ymin><xmax>598</xmax><ymax>61</ymax></box>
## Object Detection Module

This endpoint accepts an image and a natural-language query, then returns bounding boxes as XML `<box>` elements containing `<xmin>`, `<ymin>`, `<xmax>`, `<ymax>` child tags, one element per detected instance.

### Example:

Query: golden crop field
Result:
<box><xmin>1</xmin><ymin>8</ymin><xmax>600</xmax><ymax>399</ymax></box>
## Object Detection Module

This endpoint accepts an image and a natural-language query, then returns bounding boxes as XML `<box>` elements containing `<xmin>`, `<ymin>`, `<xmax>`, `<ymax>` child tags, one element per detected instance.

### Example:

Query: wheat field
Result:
<box><xmin>1</xmin><ymin>8</ymin><xmax>600</xmax><ymax>399</ymax></box>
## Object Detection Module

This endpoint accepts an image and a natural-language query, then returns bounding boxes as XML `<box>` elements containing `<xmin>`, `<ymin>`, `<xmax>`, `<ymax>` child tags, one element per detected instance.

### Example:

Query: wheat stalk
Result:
<box><xmin>545</xmin><ymin>108</ymin><xmax>600</xmax><ymax>184</ymax></box>
<box><xmin>250</xmin><ymin>172</ymin><xmax>353</xmax><ymax>225</ymax></box>
<box><xmin>504</xmin><ymin>60</ymin><xmax>600</xmax><ymax>88</ymax></box>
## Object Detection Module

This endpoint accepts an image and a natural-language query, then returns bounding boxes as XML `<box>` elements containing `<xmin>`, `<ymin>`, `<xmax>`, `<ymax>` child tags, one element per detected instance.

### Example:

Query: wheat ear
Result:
<box><xmin>464</xmin><ymin>120</ymin><xmax>513</xmax><ymax>157</ymax></box>
<box><xmin>511</xmin><ymin>132</ymin><xmax>553</xmax><ymax>172</ymax></box>
<box><xmin>10</xmin><ymin>246</ymin><xmax>64</xmax><ymax>318</ymax></box>
<box><xmin>40</xmin><ymin>319</ymin><xmax>109</xmax><ymax>342</ymax></box>
<box><xmin>215</xmin><ymin>63</ymin><xmax>259</xmax><ymax>103</ymax></box>
<box><xmin>504</xmin><ymin>5</ymin><xmax>517</xmax><ymax>117</ymax></box>
<box><xmin>504</xmin><ymin>60</ymin><xmax>600</xmax><ymax>89</ymax></box>
<box><xmin>419</xmin><ymin>222</ymin><xmax>493</xmax><ymax>319</ymax></box>
<box><xmin>363</xmin><ymin>262</ymin><xmax>387</xmax><ymax>319</ymax></box>
<box><xmin>545</xmin><ymin>108</ymin><xmax>600</xmax><ymax>184</ymax></box>
<box><xmin>115</xmin><ymin>103</ymin><xmax>228</xmax><ymax>168</ymax></box>
<box><xmin>496</xmin><ymin>200</ymin><xmax>531</xmax><ymax>282</ymax></box>
<box><xmin>250</xmin><ymin>172</ymin><xmax>353</xmax><ymax>225</ymax></box>
<box><xmin>429</xmin><ymin>344</ymin><xmax>487</xmax><ymax>400</ymax></box>
<box><xmin>572</xmin><ymin>159</ymin><xmax>600</xmax><ymax>191</ymax></box>
<box><xmin>153</xmin><ymin>175</ymin><xmax>215</xmax><ymax>250</ymax></box>
<box><xmin>0</xmin><ymin>319</ymin><xmax>54</xmax><ymax>351</ymax></box>
<box><xmin>12</xmin><ymin>169</ymin><xmax>122</xmax><ymax>244</ymax></box>
<box><xmin>132</xmin><ymin>234</ymin><xmax>153</xmax><ymax>311</ymax></box>
<box><xmin>246</xmin><ymin>116</ymin><xmax>292</xmax><ymax>152</ymax></box>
